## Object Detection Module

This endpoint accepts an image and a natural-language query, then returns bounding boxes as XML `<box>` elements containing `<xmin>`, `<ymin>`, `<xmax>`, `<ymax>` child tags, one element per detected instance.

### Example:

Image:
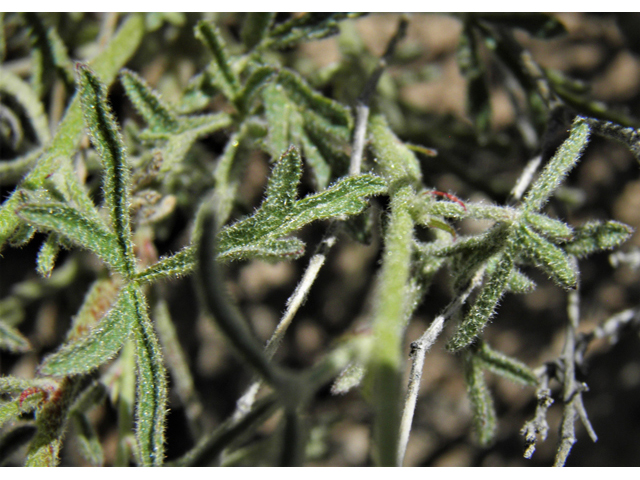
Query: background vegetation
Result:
<box><xmin>1</xmin><ymin>12</ymin><xmax>640</xmax><ymax>466</ymax></box>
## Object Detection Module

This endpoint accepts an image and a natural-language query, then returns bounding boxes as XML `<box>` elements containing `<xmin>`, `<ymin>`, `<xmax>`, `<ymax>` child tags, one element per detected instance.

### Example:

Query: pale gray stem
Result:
<box><xmin>511</xmin><ymin>155</ymin><xmax>542</xmax><ymax>201</ymax></box>
<box><xmin>521</xmin><ymin>369</ymin><xmax>553</xmax><ymax>459</ymax></box>
<box><xmin>349</xmin><ymin>103</ymin><xmax>369</xmax><ymax>176</ymax></box>
<box><xmin>397</xmin><ymin>267</ymin><xmax>485</xmax><ymax>466</ymax></box>
<box><xmin>554</xmin><ymin>273</ymin><xmax>581</xmax><ymax>467</ymax></box>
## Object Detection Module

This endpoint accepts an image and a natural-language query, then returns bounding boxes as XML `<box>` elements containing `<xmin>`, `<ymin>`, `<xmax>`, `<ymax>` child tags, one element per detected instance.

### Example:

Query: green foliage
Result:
<box><xmin>1</xmin><ymin>12</ymin><xmax>638</xmax><ymax>468</ymax></box>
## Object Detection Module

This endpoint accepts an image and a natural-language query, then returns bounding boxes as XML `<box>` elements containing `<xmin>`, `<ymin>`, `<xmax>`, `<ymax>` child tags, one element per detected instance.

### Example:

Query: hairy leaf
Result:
<box><xmin>16</xmin><ymin>202</ymin><xmax>127</xmax><ymax>275</ymax></box>
<box><xmin>369</xmin><ymin>114</ymin><xmax>422</xmax><ymax>189</ymax></box>
<box><xmin>562</xmin><ymin>220</ymin><xmax>633</xmax><ymax>258</ymax></box>
<box><xmin>78</xmin><ymin>64</ymin><xmax>135</xmax><ymax>277</ymax></box>
<box><xmin>0</xmin><ymin>321</ymin><xmax>31</xmax><ymax>353</ymax></box>
<box><xmin>0</xmin><ymin>14</ymin><xmax>144</xmax><ymax>251</ymax></box>
<box><xmin>131</xmin><ymin>286</ymin><xmax>167</xmax><ymax>467</ymax></box>
<box><xmin>475</xmin><ymin>341</ymin><xmax>538</xmax><ymax>386</ymax></box>
<box><xmin>447</xmin><ymin>251</ymin><xmax>513</xmax><ymax>352</ymax></box>
<box><xmin>39</xmin><ymin>284</ymin><xmax>137</xmax><ymax>376</ymax></box>
<box><xmin>120</xmin><ymin>68</ymin><xmax>178</xmax><ymax>133</ymax></box>
<box><xmin>0</xmin><ymin>67</ymin><xmax>50</xmax><ymax>145</ymax></box>
<box><xmin>242</xmin><ymin>13</ymin><xmax>275</xmax><ymax>49</ymax></box>
<box><xmin>136</xmin><ymin>246</ymin><xmax>196</xmax><ymax>284</ymax></box>
<box><xmin>36</xmin><ymin>233</ymin><xmax>61</xmax><ymax>277</ymax></box>
<box><xmin>517</xmin><ymin>223</ymin><xmax>577</xmax><ymax>289</ymax></box>
<box><xmin>523</xmin><ymin>118</ymin><xmax>591</xmax><ymax>212</ymax></box>
<box><xmin>217</xmin><ymin>148</ymin><xmax>386</xmax><ymax>262</ymax></box>
<box><xmin>463</xmin><ymin>350</ymin><xmax>497</xmax><ymax>446</ymax></box>
<box><xmin>71</xmin><ymin>412</ymin><xmax>104</xmax><ymax>466</ymax></box>
<box><xmin>195</xmin><ymin>21</ymin><xmax>239</xmax><ymax>99</ymax></box>
<box><xmin>525</xmin><ymin>211</ymin><xmax>574</xmax><ymax>242</ymax></box>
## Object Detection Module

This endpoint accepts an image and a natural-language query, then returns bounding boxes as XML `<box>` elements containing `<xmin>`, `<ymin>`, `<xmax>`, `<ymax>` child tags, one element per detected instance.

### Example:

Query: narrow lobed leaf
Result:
<box><xmin>135</xmin><ymin>246</ymin><xmax>196</xmax><ymax>284</ymax></box>
<box><xmin>39</xmin><ymin>284</ymin><xmax>137</xmax><ymax>376</ymax></box>
<box><xmin>0</xmin><ymin>14</ymin><xmax>145</xmax><ymax>253</ymax></box>
<box><xmin>71</xmin><ymin>412</ymin><xmax>104</xmax><ymax>466</ymax></box>
<box><xmin>475</xmin><ymin>341</ymin><xmax>538</xmax><ymax>386</ymax></box>
<box><xmin>447</xmin><ymin>251</ymin><xmax>513</xmax><ymax>352</ymax></box>
<box><xmin>517</xmin><ymin>223</ymin><xmax>577</xmax><ymax>289</ymax></box>
<box><xmin>523</xmin><ymin>117</ymin><xmax>591</xmax><ymax>212</ymax></box>
<box><xmin>277</xmin><ymin>69</ymin><xmax>352</xmax><ymax>129</ymax></box>
<box><xmin>263</xmin><ymin>145</ymin><xmax>302</xmax><ymax>211</ymax></box>
<box><xmin>505</xmin><ymin>268</ymin><xmax>537</xmax><ymax>294</ymax></box>
<box><xmin>195</xmin><ymin>21</ymin><xmax>239</xmax><ymax>98</ymax></box>
<box><xmin>0</xmin><ymin>67</ymin><xmax>51</xmax><ymax>145</ymax></box>
<box><xmin>463</xmin><ymin>350</ymin><xmax>497</xmax><ymax>446</ymax></box>
<box><xmin>16</xmin><ymin>202</ymin><xmax>127</xmax><ymax>276</ymax></box>
<box><xmin>524</xmin><ymin>211</ymin><xmax>574</xmax><ymax>242</ymax></box>
<box><xmin>120</xmin><ymin>69</ymin><xmax>178</xmax><ymax>133</ymax></box>
<box><xmin>77</xmin><ymin>63</ymin><xmax>135</xmax><ymax>277</ymax></box>
<box><xmin>238</xmin><ymin>65</ymin><xmax>277</xmax><ymax>114</ymax></box>
<box><xmin>131</xmin><ymin>285</ymin><xmax>167</xmax><ymax>467</ymax></box>
<box><xmin>242</xmin><ymin>13</ymin><xmax>275</xmax><ymax>49</ymax></box>
<box><xmin>0</xmin><ymin>321</ymin><xmax>31</xmax><ymax>353</ymax></box>
<box><xmin>36</xmin><ymin>233</ymin><xmax>61</xmax><ymax>277</ymax></box>
<box><xmin>562</xmin><ymin>220</ymin><xmax>633</xmax><ymax>258</ymax></box>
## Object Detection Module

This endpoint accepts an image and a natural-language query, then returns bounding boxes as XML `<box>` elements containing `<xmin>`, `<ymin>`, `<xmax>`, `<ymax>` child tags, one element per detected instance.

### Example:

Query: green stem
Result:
<box><xmin>369</xmin><ymin>185</ymin><xmax>415</xmax><ymax>466</ymax></box>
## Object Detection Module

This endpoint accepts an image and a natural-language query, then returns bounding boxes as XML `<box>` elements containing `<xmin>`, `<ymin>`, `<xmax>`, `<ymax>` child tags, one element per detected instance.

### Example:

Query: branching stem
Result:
<box><xmin>397</xmin><ymin>266</ymin><xmax>486</xmax><ymax>466</ymax></box>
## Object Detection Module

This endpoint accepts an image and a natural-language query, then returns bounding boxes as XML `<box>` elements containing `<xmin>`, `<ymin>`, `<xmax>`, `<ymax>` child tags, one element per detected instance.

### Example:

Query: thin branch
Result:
<box><xmin>554</xmin><ymin>264</ymin><xmax>583</xmax><ymax>467</ymax></box>
<box><xmin>397</xmin><ymin>267</ymin><xmax>486</xmax><ymax>466</ymax></box>
<box><xmin>510</xmin><ymin>155</ymin><xmax>542</xmax><ymax>202</ymax></box>
<box><xmin>521</xmin><ymin>365</ymin><xmax>554</xmax><ymax>459</ymax></box>
<box><xmin>350</xmin><ymin>14</ymin><xmax>408</xmax><ymax>176</ymax></box>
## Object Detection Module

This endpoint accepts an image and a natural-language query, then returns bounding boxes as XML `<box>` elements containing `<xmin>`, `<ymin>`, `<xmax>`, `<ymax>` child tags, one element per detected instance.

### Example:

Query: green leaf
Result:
<box><xmin>505</xmin><ymin>268</ymin><xmax>536</xmax><ymax>294</ymax></box>
<box><xmin>277</xmin><ymin>69</ymin><xmax>352</xmax><ymax>130</ymax></box>
<box><xmin>242</xmin><ymin>13</ymin><xmax>275</xmax><ymax>49</ymax></box>
<box><xmin>263</xmin><ymin>144</ymin><xmax>302</xmax><ymax>211</ymax></box>
<box><xmin>78</xmin><ymin>64</ymin><xmax>136</xmax><ymax>277</ymax></box>
<box><xmin>71</xmin><ymin>412</ymin><xmax>104</xmax><ymax>466</ymax></box>
<box><xmin>237</xmin><ymin>65</ymin><xmax>277</xmax><ymax>114</ymax></box>
<box><xmin>0</xmin><ymin>321</ymin><xmax>31</xmax><ymax>353</ymax></box>
<box><xmin>195</xmin><ymin>20</ymin><xmax>239</xmax><ymax>99</ymax></box>
<box><xmin>0</xmin><ymin>14</ymin><xmax>145</xmax><ymax>251</ymax></box>
<box><xmin>517</xmin><ymin>223</ymin><xmax>577</xmax><ymax>289</ymax></box>
<box><xmin>447</xmin><ymin>251</ymin><xmax>513</xmax><ymax>352</ymax></box>
<box><xmin>0</xmin><ymin>67</ymin><xmax>50</xmax><ymax>145</ymax></box>
<box><xmin>463</xmin><ymin>350</ymin><xmax>497</xmax><ymax>447</ymax></box>
<box><xmin>16</xmin><ymin>202</ymin><xmax>127</xmax><ymax>276</ymax></box>
<box><xmin>475</xmin><ymin>341</ymin><xmax>538</xmax><ymax>386</ymax></box>
<box><xmin>523</xmin><ymin>118</ymin><xmax>591</xmax><ymax>212</ymax></box>
<box><xmin>157</xmin><ymin>113</ymin><xmax>233</xmax><ymax>173</ymax></box>
<box><xmin>25</xmin><ymin>378</ymin><xmax>80</xmax><ymax>467</ymax></box>
<box><xmin>131</xmin><ymin>286</ymin><xmax>167</xmax><ymax>467</ymax></box>
<box><xmin>35</xmin><ymin>233</ymin><xmax>61</xmax><ymax>277</ymax></box>
<box><xmin>135</xmin><ymin>246</ymin><xmax>196</xmax><ymax>284</ymax></box>
<box><xmin>39</xmin><ymin>284</ymin><xmax>137</xmax><ymax>376</ymax></box>
<box><xmin>525</xmin><ymin>211</ymin><xmax>574</xmax><ymax>242</ymax></box>
<box><xmin>120</xmin><ymin>69</ymin><xmax>178</xmax><ymax>133</ymax></box>
<box><xmin>562</xmin><ymin>220</ymin><xmax>633</xmax><ymax>258</ymax></box>
<box><xmin>217</xmin><ymin>148</ymin><xmax>386</xmax><ymax>262</ymax></box>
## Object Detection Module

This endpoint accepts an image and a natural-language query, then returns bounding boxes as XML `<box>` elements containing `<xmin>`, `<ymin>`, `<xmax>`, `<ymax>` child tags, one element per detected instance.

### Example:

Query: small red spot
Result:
<box><xmin>18</xmin><ymin>386</ymin><xmax>52</xmax><ymax>408</ymax></box>
<box><xmin>425</xmin><ymin>190</ymin><xmax>467</xmax><ymax>211</ymax></box>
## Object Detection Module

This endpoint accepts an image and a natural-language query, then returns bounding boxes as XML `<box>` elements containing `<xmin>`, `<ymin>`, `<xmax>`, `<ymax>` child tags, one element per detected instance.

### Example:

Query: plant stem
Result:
<box><xmin>397</xmin><ymin>267</ymin><xmax>485</xmax><ymax>465</ymax></box>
